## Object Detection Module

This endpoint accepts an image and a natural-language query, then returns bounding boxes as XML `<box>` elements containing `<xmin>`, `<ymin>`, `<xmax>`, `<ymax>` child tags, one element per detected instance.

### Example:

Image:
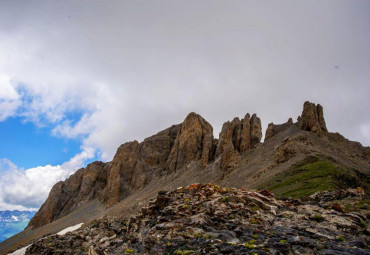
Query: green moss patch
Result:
<box><xmin>261</xmin><ymin>156</ymin><xmax>369</xmax><ymax>198</ymax></box>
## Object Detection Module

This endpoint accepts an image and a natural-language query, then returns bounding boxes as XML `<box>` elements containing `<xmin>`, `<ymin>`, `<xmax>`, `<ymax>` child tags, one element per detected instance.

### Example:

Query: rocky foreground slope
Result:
<box><xmin>27</xmin><ymin>184</ymin><xmax>369</xmax><ymax>254</ymax></box>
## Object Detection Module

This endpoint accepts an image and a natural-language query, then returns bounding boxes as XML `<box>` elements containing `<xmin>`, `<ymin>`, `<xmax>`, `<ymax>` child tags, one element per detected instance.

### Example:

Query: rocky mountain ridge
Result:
<box><xmin>26</xmin><ymin>101</ymin><xmax>370</xmax><ymax>232</ymax></box>
<box><xmin>1</xmin><ymin>101</ymin><xmax>370</xmax><ymax>254</ymax></box>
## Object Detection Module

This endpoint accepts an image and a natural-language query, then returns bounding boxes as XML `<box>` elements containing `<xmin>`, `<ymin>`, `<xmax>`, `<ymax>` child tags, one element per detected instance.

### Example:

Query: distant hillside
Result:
<box><xmin>0</xmin><ymin>211</ymin><xmax>35</xmax><ymax>243</ymax></box>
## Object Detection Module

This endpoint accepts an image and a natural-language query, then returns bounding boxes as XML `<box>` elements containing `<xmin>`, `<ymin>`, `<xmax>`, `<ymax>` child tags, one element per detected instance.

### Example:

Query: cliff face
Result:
<box><xmin>216</xmin><ymin>113</ymin><xmax>262</xmax><ymax>169</ymax></box>
<box><xmin>166</xmin><ymin>112</ymin><xmax>215</xmax><ymax>172</ymax></box>
<box><xmin>102</xmin><ymin>124</ymin><xmax>181</xmax><ymax>206</ymax></box>
<box><xmin>298</xmin><ymin>101</ymin><xmax>328</xmax><ymax>134</ymax></box>
<box><xmin>27</xmin><ymin>101</ymin><xmax>370</xmax><ymax>231</ymax></box>
<box><xmin>27</xmin><ymin>161</ymin><xmax>109</xmax><ymax>230</ymax></box>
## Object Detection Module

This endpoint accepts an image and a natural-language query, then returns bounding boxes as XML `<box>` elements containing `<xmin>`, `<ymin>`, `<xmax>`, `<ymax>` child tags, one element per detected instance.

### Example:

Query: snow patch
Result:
<box><xmin>57</xmin><ymin>223</ymin><xmax>83</xmax><ymax>236</ymax></box>
<box><xmin>8</xmin><ymin>245</ymin><xmax>31</xmax><ymax>255</ymax></box>
<box><xmin>7</xmin><ymin>223</ymin><xmax>84</xmax><ymax>255</ymax></box>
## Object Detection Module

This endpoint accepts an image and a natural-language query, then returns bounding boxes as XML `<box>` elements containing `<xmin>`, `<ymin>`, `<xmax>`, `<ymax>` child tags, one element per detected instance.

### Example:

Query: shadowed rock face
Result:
<box><xmin>103</xmin><ymin>112</ymin><xmax>216</xmax><ymax>206</ymax></box>
<box><xmin>103</xmin><ymin>141</ymin><xmax>142</xmax><ymax>206</ymax></box>
<box><xmin>216</xmin><ymin>113</ymin><xmax>262</xmax><ymax>169</ymax></box>
<box><xmin>298</xmin><ymin>101</ymin><xmax>328</xmax><ymax>134</ymax></box>
<box><xmin>250</xmin><ymin>114</ymin><xmax>262</xmax><ymax>145</ymax></box>
<box><xmin>103</xmin><ymin>124</ymin><xmax>181</xmax><ymax>206</ymax></box>
<box><xmin>166</xmin><ymin>112</ymin><xmax>215</xmax><ymax>172</ymax></box>
<box><xmin>27</xmin><ymin>161</ymin><xmax>109</xmax><ymax>230</ymax></box>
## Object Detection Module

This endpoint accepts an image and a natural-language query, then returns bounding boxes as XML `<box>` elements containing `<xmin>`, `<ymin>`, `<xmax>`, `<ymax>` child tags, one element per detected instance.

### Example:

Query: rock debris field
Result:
<box><xmin>27</xmin><ymin>184</ymin><xmax>369</xmax><ymax>254</ymax></box>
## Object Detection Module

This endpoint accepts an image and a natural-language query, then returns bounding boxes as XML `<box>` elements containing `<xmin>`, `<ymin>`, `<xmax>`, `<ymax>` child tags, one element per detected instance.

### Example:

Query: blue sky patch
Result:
<box><xmin>0</xmin><ymin>116</ymin><xmax>82</xmax><ymax>169</ymax></box>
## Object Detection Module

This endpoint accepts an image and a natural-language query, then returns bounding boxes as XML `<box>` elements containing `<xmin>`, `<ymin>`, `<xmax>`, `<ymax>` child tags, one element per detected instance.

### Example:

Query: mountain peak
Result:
<box><xmin>166</xmin><ymin>111</ymin><xmax>214</xmax><ymax>172</ymax></box>
<box><xmin>298</xmin><ymin>101</ymin><xmax>328</xmax><ymax>134</ymax></box>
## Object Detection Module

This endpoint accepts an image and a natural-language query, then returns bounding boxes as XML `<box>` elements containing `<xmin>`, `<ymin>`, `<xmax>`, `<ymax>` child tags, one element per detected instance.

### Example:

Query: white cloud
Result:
<box><xmin>0</xmin><ymin>158</ymin><xmax>17</xmax><ymax>173</ymax></box>
<box><xmin>0</xmin><ymin>74</ymin><xmax>21</xmax><ymax>121</ymax></box>
<box><xmin>0</xmin><ymin>148</ymin><xmax>94</xmax><ymax>211</ymax></box>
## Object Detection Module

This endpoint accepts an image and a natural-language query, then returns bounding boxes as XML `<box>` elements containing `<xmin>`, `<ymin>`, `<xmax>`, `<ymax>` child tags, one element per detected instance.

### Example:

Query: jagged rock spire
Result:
<box><xmin>216</xmin><ymin>113</ymin><xmax>262</xmax><ymax>169</ymax></box>
<box><xmin>298</xmin><ymin>101</ymin><xmax>328</xmax><ymax>134</ymax></box>
<box><xmin>166</xmin><ymin>112</ymin><xmax>215</xmax><ymax>172</ymax></box>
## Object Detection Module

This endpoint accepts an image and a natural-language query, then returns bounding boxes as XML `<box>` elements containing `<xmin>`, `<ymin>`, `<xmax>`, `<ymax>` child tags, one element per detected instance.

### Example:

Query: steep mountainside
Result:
<box><xmin>1</xmin><ymin>101</ymin><xmax>369</xmax><ymax>254</ymax></box>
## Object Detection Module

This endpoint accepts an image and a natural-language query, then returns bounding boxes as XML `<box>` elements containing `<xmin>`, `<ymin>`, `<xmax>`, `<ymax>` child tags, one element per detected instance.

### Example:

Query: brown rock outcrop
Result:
<box><xmin>27</xmin><ymin>161</ymin><xmax>109</xmax><ymax>230</ymax></box>
<box><xmin>140</xmin><ymin>124</ymin><xmax>181</xmax><ymax>167</ymax></box>
<box><xmin>216</xmin><ymin>117</ymin><xmax>242</xmax><ymax>169</ymax></box>
<box><xmin>30</xmin><ymin>124</ymin><xmax>182</xmax><ymax>228</ymax></box>
<box><xmin>250</xmin><ymin>113</ymin><xmax>262</xmax><ymax>145</ymax></box>
<box><xmin>103</xmin><ymin>124</ymin><xmax>181</xmax><ymax>206</ymax></box>
<box><xmin>103</xmin><ymin>141</ymin><xmax>143</xmax><ymax>206</ymax></box>
<box><xmin>239</xmin><ymin>114</ymin><xmax>251</xmax><ymax>152</ymax></box>
<box><xmin>166</xmin><ymin>112</ymin><xmax>215</xmax><ymax>172</ymax></box>
<box><xmin>216</xmin><ymin>113</ymin><xmax>262</xmax><ymax>169</ymax></box>
<box><xmin>298</xmin><ymin>101</ymin><xmax>328</xmax><ymax>134</ymax></box>
<box><xmin>265</xmin><ymin>118</ymin><xmax>294</xmax><ymax>141</ymax></box>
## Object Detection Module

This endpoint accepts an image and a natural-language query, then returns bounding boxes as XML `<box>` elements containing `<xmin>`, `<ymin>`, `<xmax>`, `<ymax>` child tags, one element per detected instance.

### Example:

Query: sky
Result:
<box><xmin>0</xmin><ymin>0</ymin><xmax>369</xmax><ymax>211</ymax></box>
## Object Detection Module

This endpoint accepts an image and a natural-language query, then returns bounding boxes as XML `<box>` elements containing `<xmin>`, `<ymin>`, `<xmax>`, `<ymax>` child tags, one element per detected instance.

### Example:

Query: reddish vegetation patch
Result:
<box><xmin>260</xmin><ymin>190</ymin><xmax>274</xmax><ymax>197</ymax></box>
<box><xmin>331</xmin><ymin>203</ymin><xmax>344</xmax><ymax>213</ymax></box>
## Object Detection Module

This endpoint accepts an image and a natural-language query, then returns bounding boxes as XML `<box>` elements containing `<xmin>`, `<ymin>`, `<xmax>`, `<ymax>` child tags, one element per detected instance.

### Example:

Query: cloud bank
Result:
<box><xmin>0</xmin><ymin>147</ymin><xmax>94</xmax><ymax>211</ymax></box>
<box><xmin>0</xmin><ymin>0</ymin><xmax>369</xmax><ymax>210</ymax></box>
